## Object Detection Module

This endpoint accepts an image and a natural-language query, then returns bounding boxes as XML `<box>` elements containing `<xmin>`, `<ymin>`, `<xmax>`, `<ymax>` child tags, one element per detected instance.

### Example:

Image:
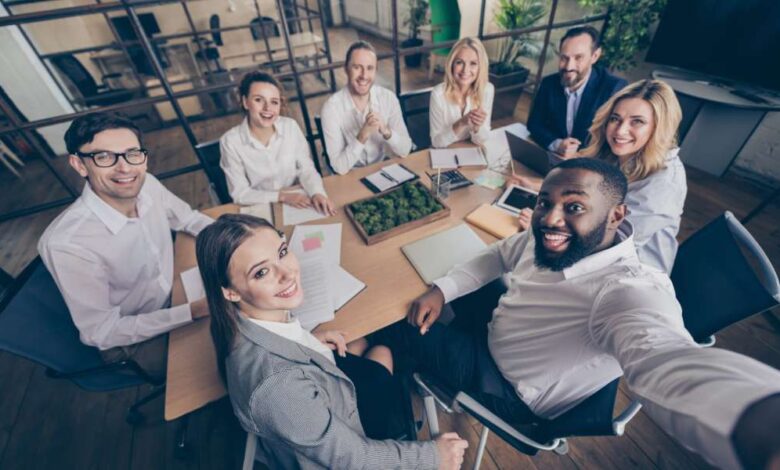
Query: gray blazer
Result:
<box><xmin>226</xmin><ymin>315</ymin><xmax>439</xmax><ymax>469</ymax></box>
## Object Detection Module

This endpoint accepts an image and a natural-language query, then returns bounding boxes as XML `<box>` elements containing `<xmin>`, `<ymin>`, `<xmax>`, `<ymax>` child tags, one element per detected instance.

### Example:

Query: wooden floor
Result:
<box><xmin>1</xmin><ymin>27</ymin><xmax>779</xmax><ymax>470</ymax></box>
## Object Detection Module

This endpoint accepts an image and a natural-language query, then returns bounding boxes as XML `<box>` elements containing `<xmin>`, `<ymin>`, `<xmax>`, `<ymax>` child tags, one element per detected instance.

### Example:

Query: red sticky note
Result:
<box><xmin>302</xmin><ymin>237</ymin><xmax>322</xmax><ymax>252</ymax></box>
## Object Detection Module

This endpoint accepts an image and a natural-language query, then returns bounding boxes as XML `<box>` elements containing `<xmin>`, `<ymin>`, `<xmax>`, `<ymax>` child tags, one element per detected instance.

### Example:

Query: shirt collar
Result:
<box><xmin>82</xmin><ymin>180</ymin><xmax>149</xmax><ymax>235</ymax></box>
<box><xmin>561</xmin><ymin>220</ymin><xmax>638</xmax><ymax>279</ymax></box>
<box><xmin>346</xmin><ymin>86</ymin><xmax>377</xmax><ymax>115</ymax></box>
<box><xmin>239</xmin><ymin>117</ymin><xmax>283</xmax><ymax>149</ymax></box>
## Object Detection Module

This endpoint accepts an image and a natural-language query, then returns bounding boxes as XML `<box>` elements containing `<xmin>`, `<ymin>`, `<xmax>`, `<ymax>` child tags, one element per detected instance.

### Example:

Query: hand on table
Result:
<box><xmin>555</xmin><ymin>137</ymin><xmax>581</xmax><ymax>159</ymax></box>
<box><xmin>436</xmin><ymin>432</ymin><xmax>468</xmax><ymax>470</ymax></box>
<box><xmin>407</xmin><ymin>286</ymin><xmax>446</xmax><ymax>335</ymax></box>
<box><xmin>280</xmin><ymin>191</ymin><xmax>312</xmax><ymax>209</ymax></box>
<box><xmin>311</xmin><ymin>194</ymin><xmax>337</xmax><ymax>216</ymax></box>
<box><xmin>506</xmin><ymin>173</ymin><xmax>542</xmax><ymax>193</ymax></box>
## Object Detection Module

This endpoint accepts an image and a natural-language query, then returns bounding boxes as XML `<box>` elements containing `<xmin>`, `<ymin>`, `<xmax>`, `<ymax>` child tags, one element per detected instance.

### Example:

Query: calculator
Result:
<box><xmin>426</xmin><ymin>169</ymin><xmax>472</xmax><ymax>190</ymax></box>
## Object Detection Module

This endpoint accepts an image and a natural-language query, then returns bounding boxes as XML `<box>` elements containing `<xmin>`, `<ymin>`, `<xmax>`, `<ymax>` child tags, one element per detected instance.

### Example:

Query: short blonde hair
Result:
<box><xmin>579</xmin><ymin>79</ymin><xmax>682</xmax><ymax>182</ymax></box>
<box><xmin>443</xmin><ymin>37</ymin><xmax>489</xmax><ymax>109</ymax></box>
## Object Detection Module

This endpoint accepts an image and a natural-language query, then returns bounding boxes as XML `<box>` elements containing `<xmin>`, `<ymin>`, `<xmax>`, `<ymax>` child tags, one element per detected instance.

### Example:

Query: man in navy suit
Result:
<box><xmin>527</xmin><ymin>26</ymin><xmax>627</xmax><ymax>158</ymax></box>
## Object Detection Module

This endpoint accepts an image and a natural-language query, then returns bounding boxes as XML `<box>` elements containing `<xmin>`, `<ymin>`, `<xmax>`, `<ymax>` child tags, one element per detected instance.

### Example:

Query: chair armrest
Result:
<box><xmin>612</xmin><ymin>400</ymin><xmax>642</xmax><ymax>436</ymax></box>
<box><xmin>413</xmin><ymin>372</ymin><xmax>457</xmax><ymax>413</ymax></box>
<box><xmin>455</xmin><ymin>392</ymin><xmax>561</xmax><ymax>451</ymax></box>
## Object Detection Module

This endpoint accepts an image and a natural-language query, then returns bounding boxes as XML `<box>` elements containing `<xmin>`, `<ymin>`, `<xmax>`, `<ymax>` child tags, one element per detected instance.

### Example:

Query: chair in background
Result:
<box><xmin>414</xmin><ymin>211</ymin><xmax>780</xmax><ymax>468</ymax></box>
<box><xmin>399</xmin><ymin>87</ymin><xmax>433</xmax><ymax>151</ymax></box>
<box><xmin>210</xmin><ymin>14</ymin><xmax>224</xmax><ymax>46</ymax></box>
<box><xmin>0</xmin><ymin>258</ymin><xmax>165</xmax><ymax>424</ymax></box>
<box><xmin>672</xmin><ymin>210</ymin><xmax>780</xmax><ymax>345</ymax></box>
<box><xmin>428</xmin><ymin>0</ymin><xmax>461</xmax><ymax>80</ymax></box>
<box><xmin>313</xmin><ymin>115</ymin><xmax>332</xmax><ymax>175</ymax></box>
<box><xmin>194</xmin><ymin>140</ymin><xmax>232</xmax><ymax>205</ymax></box>
<box><xmin>195</xmin><ymin>14</ymin><xmax>224</xmax><ymax>71</ymax></box>
<box><xmin>50</xmin><ymin>54</ymin><xmax>135</xmax><ymax>108</ymax></box>
<box><xmin>250</xmin><ymin>16</ymin><xmax>280</xmax><ymax>40</ymax></box>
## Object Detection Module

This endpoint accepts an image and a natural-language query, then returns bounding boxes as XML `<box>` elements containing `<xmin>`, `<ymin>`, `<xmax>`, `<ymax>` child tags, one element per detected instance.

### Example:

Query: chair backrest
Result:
<box><xmin>399</xmin><ymin>87</ymin><xmax>433</xmax><ymax>151</ymax></box>
<box><xmin>671</xmin><ymin>211</ymin><xmax>780</xmax><ymax>343</ymax></box>
<box><xmin>0</xmin><ymin>259</ymin><xmax>144</xmax><ymax>391</ymax></box>
<box><xmin>313</xmin><ymin>115</ymin><xmax>333</xmax><ymax>175</ymax></box>
<box><xmin>51</xmin><ymin>54</ymin><xmax>99</xmax><ymax>98</ymax></box>
<box><xmin>210</xmin><ymin>14</ymin><xmax>223</xmax><ymax>46</ymax></box>
<box><xmin>195</xmin><ymin>140</ymin><xmax>232</xmax><ymax>204</ymax></box>
<box><xmin>250</xmin><ymin>16</ymin><xmax>280</xmax><ymax>40</ymax></box>
<box><xmin>429</xmin><ymin>0</ymin><xmax>461</xmax><ymax>55</ymax></box>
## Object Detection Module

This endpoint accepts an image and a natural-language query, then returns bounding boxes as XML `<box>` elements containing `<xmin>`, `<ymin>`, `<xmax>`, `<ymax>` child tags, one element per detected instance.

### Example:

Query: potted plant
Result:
<box><xmin>402</xmin><ymin>0</ymin><xmax>429</xmax><ymax>68</ymax></box>
<box><xmin>489</xmin><ymin>0</ymin><xmax>546</xmax><ymax>88</ymax></box>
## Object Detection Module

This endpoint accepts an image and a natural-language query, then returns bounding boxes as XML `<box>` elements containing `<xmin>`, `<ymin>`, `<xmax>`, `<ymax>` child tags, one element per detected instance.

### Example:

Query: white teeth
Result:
<box><xmin>277</xmin><ymin>282</ymin><xmax>297</xmax><ymax>297</ymax></box>
<box><xmin>114</xmin><ymin>177</ymin><xmax>135</xmax><ymax>183</ymax></box>
<box><xmin>544</xmin><ymin>232</ymin><xmax>570</xmax><ymax>241</ymax></box>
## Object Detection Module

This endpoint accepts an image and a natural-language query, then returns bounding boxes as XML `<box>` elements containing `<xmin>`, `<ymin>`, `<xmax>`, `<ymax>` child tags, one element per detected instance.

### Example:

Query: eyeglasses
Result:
<box><xmin>75</xmin><ymin>148</ymin><xmax>148</xmax><ymax>168</ymax></box>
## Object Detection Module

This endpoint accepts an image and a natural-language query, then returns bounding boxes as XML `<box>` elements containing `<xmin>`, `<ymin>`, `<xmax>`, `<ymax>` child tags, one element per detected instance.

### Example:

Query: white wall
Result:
<box><xmin>0</xmin><ymin>3</ymin><xmax>73</xmax><ymax>155</ymax></box>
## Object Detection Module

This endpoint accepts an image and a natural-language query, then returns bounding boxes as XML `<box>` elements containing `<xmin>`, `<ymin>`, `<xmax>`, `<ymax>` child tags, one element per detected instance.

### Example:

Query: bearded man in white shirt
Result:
<box><xmin>320</xmin><ymin>40</ymin><xmax>412</xmax><ymax>175</ymax></box>
<box><xmin>38</xmin><ymin>112</ymin><xmax>213</xmax><ymax>376</ymax></box>
<box><xmin>377</xmin><ymin>158</ymin><xmax>780</xmax><ymax>469</ymax></box>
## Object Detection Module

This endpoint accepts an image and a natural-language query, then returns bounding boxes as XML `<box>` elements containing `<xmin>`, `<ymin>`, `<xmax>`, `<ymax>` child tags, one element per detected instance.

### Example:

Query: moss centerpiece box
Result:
<box><xmin>346</xmin><ymin>181</ymin><xmax>450</xmax><ymax>245</ymax></box>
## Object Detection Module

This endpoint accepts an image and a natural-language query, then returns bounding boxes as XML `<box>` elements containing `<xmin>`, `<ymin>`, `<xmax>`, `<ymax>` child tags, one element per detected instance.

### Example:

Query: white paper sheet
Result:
<box><xmin>380</xmin><ymin>163</ymin><xmax>416</xmax><ymax>182</ymax></box>
<box><xmin>289</xmin><ymin>223</ymin><xmax>342</xmax><ymax>266</ymax></box>
<box><xmin>292</xmin><ymin>255</ymin><xmax>335</xmax><ymax>331</ymax></box>
<box><xmin>239</xmin><ymin>202</ymin><xmax>273</xmax><ymax>222</ymax></box>
<box><xmin>364</xmin><ymin>172</ymin><xmax>397</xmax><ymax>192</ymax></box>
<box><xmin>331</xmin><ymin>265</ymin><xmax>366</xmax><ymax>311</ymax></box>
<box><xmin>181</xmin><ymin>266</ymin><xmax>205</xmax><ymax>302</ymax></box>
<box><xmin>281</xmin><ymin>189</ymin><xmax>328</xmax><ymax>226</ymax></box>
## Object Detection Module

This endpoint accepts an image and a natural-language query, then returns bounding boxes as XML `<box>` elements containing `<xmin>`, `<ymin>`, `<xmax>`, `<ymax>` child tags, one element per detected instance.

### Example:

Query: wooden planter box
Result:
<box><xmin>346</xmin><ymin>183</ymin><xmax>451</xmax><ymax>245</ymax></box>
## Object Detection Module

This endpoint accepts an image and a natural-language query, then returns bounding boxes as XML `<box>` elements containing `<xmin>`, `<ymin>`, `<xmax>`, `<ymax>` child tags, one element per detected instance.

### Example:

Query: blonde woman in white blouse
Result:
<box><xmin>429</xmin><ymin>37</ymin><xmax>495</xmax><ymax>148</ymax></box>
<box><xmin>220</xmin><ymin>71</ymin><xmax>335</xmax><ymax>215</ymax></box>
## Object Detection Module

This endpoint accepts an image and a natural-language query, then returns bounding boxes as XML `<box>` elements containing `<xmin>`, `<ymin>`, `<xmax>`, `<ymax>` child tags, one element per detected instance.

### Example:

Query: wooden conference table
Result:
<box><xmin>164</xmin><ymin>146</ymin><xmax>539</xmax><ymax>421</ymax></box>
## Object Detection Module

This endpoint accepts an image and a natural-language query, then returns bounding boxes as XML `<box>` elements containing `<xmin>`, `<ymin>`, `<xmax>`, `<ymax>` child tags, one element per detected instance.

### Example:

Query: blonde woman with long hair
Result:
<box><xmin>429</xmin><ymin>37</ymin><xmax>494</xmax><ymax>148</ymax></box>
<box><xmin>514</xmin><ymin>79</ymin><xmax>686</xmax><ymax>273</ymax></box>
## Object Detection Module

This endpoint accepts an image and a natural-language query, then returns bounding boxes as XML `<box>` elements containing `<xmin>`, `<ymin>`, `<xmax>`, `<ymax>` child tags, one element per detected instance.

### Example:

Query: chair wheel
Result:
<box><xmin>554</xmin><ymin>439</ymin><xmax>569</xmax><ymax>455</ymax></box>
<box><xmin>126</xmin><ymin>409</ymin><xmax>145</xmax><ymax>425</ymax></box>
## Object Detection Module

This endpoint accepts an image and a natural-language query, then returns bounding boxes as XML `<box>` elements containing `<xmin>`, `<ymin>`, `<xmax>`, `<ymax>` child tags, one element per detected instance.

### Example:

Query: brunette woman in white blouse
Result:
<box><xmin>220</xmin><ymin>71</ymin><xmax>335</xmax><ymax>215</ymax></box>
<box><xmin>429</xmin><ymin>37</ymin><xmax>495</xmax><ymax>148</ymax></box>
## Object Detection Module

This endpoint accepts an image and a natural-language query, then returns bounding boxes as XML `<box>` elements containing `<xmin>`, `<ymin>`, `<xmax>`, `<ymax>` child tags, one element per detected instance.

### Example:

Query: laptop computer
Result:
<box><xmin>506</xmin><ymin>131</ymin><xmax>552</xmax><ymax>176</ymax></box>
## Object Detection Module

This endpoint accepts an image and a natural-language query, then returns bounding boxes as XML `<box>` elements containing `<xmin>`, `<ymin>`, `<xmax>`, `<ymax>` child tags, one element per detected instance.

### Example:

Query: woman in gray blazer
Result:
<box><xmin>195</xmin><ymin>214</ymin><xmax>467</xmax><ymax>469</ymax></box>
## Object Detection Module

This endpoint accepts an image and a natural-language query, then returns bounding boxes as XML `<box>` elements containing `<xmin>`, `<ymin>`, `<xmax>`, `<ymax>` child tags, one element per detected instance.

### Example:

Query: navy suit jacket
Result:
<box><xmin>527</xmin><ymin>67</ymin><xmax>628</xmax><ymax>149</ymax></box>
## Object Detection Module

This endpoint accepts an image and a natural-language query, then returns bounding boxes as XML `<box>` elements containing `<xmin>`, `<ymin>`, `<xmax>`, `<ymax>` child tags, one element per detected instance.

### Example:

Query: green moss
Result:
<box><xmin>349</xmin><ymin>181</ymin><xmax>444</xmax><ymax>236</ymax></box>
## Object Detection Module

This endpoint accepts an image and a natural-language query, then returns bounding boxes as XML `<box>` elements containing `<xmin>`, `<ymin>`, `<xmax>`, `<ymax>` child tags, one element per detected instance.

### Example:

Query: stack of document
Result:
<box><xmin>430</xmin><ymin>147</ymin><xmax>487</xmax><ymax>169</ymax></box>
<box><xmin>289</xmin><ymin>223</ymin><xmax>366</xmax><ymax>330</ymax></box>
<box><xmin>281</xmin><ymin>189</ymin><xmax>330</xmax><ymax>226</ymax></box>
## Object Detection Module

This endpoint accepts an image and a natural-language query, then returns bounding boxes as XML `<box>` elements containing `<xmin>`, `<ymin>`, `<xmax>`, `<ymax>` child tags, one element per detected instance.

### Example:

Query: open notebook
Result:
<box><xmin>361</xmin><ymin>163</ymin><xmax>418</xmax><ymax>193</ymax></box>
<box><xmin>401</xmin><ymin>223</ymin><xmax>487</xmax><ymax>284</ymax></box>
<box><xmin>430</xmin><ymin>147</ymin><xmax>487</xmax><ymax>169</ymax></box>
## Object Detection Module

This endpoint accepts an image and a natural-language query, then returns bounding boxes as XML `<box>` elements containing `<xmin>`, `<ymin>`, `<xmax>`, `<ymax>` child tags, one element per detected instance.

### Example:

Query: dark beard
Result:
<box><xmin>560</xmin><ymin>70</ymin><xmax>583</xmax><ymax>88</ymax></box>
<box><xmin>533</xmin><ymin>217</ymin><xmax>608</xmax><ymax>271</ymax></box>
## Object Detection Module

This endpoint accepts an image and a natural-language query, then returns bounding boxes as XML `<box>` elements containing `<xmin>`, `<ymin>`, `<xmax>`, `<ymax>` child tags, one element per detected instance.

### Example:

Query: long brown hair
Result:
<box><xmin>579</xmin><ymin>79</ymin><xmax>682</xmax><ymax>182</ymax></box>
<box><xmin>195</xmin><ymin>213</ymin><xmax>280</xmax><ymax>382</ymax></box>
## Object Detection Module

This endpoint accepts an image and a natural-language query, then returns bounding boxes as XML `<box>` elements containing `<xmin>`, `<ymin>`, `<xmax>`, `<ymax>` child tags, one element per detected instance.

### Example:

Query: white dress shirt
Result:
<box><xmin>38</xmin><ymin>174</ymin><xmax>213</xmax><ymax>350</ymax></box>
<box><xmin>248</xmin><ymin>315</ymin><xmax>335</xmax><ymax>364</ymax></box>
<box><xmin>220</xmin><ymin>116</ymin><xmax>326</xmax><ymax>205</ymax></box>
<box><xmin>547</xmin><ymin>73</ymin><xmax>588</xmax><ymax>152</ymax></box>
<box><xmin>625</xmin><ymin>148</ymin><xmax>687</xmax><ymax>273</ymax></box>
<box><xmin>429</xmin><ymin>82</ymin><xmax>494</xmax><ymax>148</ymax></box>
<box><xmin>320</xmin><ymin>86</ymin><xmax>412</xmax><ymax>175</ymax></box>
<box><xmin>434</xmin><ymin>222</ymin><xmax>780</xmax><ymax>469</ymax></box>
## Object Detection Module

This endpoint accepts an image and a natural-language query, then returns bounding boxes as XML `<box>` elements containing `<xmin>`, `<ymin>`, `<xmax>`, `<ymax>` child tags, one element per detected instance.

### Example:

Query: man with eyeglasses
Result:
<box><xmin>38</xmin><ymin>112</ymin><xmax>213</xmax><ymax>375</ymax></box>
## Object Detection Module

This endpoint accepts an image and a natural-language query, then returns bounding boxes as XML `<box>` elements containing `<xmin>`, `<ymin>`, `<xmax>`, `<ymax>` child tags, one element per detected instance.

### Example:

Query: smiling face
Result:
<box><xmin>558</xmin><ymin>33</ymin><xmax>601</xmax><ymax>89</ymax></box>
<box><xmin>531</xmin><ymin>168</ymin><xmax>622</xmax><ymax>271</ymax></box>
<box><xmin>222</xmin><ymin>228</ymin><xmax>303</xmax><ymax>316</ymax></box>
<box><xmin>451</xmin><ymin>45</ymin><xmax>480</xmax><ymax>90</ymax></box>
<box><xmin>605</xmin><ymin>97</ymin><xmax>656</xmax><ymax>160</ymax></box>
<box><xmin>346</xmin><ymin>48</ymin><xmax>377</xmax><ymax>97</ymax></box>
<box><xmin>243</xmin><ymin>81</ymin><xmax>282</xmax><ymax>129</ymax></box>
<box><xmin>68</xmin><ymin>127</ymin><xmax>147</xmax><ymax>210</ymax></box>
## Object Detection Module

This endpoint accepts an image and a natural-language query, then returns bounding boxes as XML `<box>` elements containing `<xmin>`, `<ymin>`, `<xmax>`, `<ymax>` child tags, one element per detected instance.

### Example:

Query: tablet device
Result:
<box><xmin>495</xmin><ymin>184</ymin><xmax>538</xmax><ymax>215</ymax></box>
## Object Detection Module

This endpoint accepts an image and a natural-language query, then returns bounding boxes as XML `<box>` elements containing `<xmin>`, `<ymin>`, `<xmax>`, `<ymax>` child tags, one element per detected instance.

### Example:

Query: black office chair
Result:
<box><xmin>399</xmin><ymin>87</ymin><xmax>433</xmax><ymax>151</ymax></box>
<box><xmin>0</xmin><ymin>258</ymin><xmax>165</xmax><ymax>424</ymax></box>
<box><xmin>250</xmin><ymin>16</ymin><xmax>279</xmax><ymax>40</ymax></box>
<box><xmin>50</xmin><ymin>54</ymin><xmax>135</xmax><ymax>108</ymax></box>
<box><xmin>313</xmin><ymin>115</ymin><xmax>333</xmax><ymax>175</ymax></box>
<box><xmin>672</xmin><ymin>211</ymin><xmax>780</xmax><ymax>345</ymax></box>
<box><xmin>210</xmin><ymin>14</ymin><xmax>223</xmax><ymax>46</ymax></box>
<box><xmin>195</xmin><ymin>140</ymin><xmax>232</xmax><ymax>204</ymax></box>
<box><xmin>414</xmin><ymin>211</ymin><xmax>780</xmax><ymax>467</ymax></box>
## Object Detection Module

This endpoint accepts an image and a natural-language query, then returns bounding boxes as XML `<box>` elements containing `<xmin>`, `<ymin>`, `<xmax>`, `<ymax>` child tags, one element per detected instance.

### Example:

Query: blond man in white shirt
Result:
<box><xmin>320</xmin><ymin>41</ymin><xmax>412</xmax><ymax>175</ymax></box>
<box><xmin>377</xmin><ymin>158</ymin><xmax>780</xmax><ymax>469</ymax></box>
<box><xmin>429</xmin><ymin>37</ymin><xmax>494</xmax><ymax>148</ymax></box>
<box><xmin>220</xmin><ymin>71</ymin><xmax>335</xmax><ymax>214</ymax></box>
<box><xmin>38</xmin><ymin>113</ymin><xmax>212</xmax><ymax>375</ymax></box>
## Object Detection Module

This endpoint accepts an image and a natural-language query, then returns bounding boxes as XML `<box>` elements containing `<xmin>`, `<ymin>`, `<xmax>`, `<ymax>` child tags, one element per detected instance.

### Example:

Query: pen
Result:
<box><xmin>380</xmin><ymin>169</ymin><xmax>400</xmax><ymax>184</ymax></box>
<box><xmin>511</xmin><ymin>160</ymin><xmax>516</xmax><ymax>176</ymax></box>
<box><xmin>454</xmin><ymin>154</ymin><xmax>460</xmax><ymax>167</ymax></box>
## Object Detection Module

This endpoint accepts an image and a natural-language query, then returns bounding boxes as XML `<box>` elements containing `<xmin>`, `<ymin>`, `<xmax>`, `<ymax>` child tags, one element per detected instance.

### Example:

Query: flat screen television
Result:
<box><xmin>645</xmin><ymin>0</ymin><xmax>780</xmax><ymax>92</ymax></box>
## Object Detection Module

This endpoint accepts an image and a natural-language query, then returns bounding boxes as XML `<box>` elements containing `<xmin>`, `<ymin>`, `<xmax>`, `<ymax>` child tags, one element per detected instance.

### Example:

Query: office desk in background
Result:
<box><xmin>219</xmin><ymin>31</ymin><xmax>323</xmax><ymax>71</ymax></box>
<box><xmin>164</xmin><ymin>141</ymin><xmax>541</xmax><ymax>421</ymax></box>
